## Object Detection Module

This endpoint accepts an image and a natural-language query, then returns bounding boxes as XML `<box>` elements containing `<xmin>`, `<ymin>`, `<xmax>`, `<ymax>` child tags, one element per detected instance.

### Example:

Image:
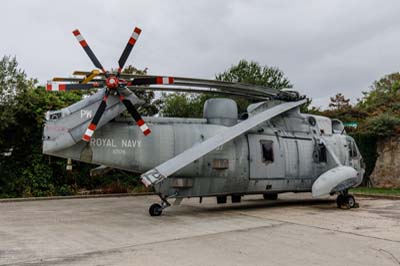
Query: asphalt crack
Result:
<box><xmin>372</xmin><ymin>248</ymin><xmax>400</xmax><ymax>265</ymax></box>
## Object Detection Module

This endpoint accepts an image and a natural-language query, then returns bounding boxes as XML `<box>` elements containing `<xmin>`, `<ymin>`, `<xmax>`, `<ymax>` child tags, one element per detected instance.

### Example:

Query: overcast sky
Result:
<box><xmin>2</xmin><ymin>0</ymin><xmax>400</xmax><ymax>108</ymax></box>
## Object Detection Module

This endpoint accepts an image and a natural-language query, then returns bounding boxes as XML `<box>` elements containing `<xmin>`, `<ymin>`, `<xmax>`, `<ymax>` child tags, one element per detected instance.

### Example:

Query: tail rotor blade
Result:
<box><xmin>73</xmin><ymin>29</ymin><xmax>106</xmax><ymax>73</ymax></box>
<box><xmin>119</xmin><ymin>96</ymin><xmax>151</xmax><ymax>136</ymax></box>
<box><xmin>82</xmin><ymin>91</ymin><xmax>109</xmax><ymax>142</ymax></box>
<box><xmin>117</xmin><ymin>27</ymin><xmax>142</xmax><ymax>74</ymax></box>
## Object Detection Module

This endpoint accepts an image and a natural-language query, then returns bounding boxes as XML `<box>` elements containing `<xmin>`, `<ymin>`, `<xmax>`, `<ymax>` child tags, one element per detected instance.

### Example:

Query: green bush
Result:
<box><xmin>350</xmin><ymin>132</ymin><xmax>378</xmax><ymax>183</ymax></box>
<box><xmin>363</xmin><ymin>113</ymin><xmax>400</xmax><ymax>137</ymax></box>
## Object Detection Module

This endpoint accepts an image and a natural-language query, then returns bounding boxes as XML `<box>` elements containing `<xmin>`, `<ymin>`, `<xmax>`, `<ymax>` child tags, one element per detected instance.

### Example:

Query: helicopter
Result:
<box><xmin>43</xmin><ymin>26</ymin><xmax>365</xmax><ymax>216</ymax></box>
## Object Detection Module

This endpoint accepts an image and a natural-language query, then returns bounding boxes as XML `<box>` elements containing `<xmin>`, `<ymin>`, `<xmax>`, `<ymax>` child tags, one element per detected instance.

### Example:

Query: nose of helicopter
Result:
<box><xmin>312</xmin><ymin>166</ymin><xmax>360</xmax><ymax>197</ymax></box>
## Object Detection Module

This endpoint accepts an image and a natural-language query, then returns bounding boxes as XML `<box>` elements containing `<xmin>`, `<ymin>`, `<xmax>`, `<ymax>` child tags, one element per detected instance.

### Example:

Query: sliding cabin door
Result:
<box><xmin>248</xmin><ymin>134</ymin><xmax>284</xmax><ymax>179</ymax></box>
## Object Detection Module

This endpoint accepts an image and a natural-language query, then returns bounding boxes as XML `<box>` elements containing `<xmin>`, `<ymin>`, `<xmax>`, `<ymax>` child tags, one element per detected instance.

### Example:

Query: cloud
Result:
<box><xmin>1</xmin><ymin>0</ymin><xmax>400</xmax><ymax>108</ymax></box>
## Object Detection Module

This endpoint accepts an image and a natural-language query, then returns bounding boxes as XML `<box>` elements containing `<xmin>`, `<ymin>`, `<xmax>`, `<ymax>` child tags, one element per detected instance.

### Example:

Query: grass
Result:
<box><xmin>350</xmin><ymin>187</ymin><xmax>400</xmax><ymax>196</ymax></box>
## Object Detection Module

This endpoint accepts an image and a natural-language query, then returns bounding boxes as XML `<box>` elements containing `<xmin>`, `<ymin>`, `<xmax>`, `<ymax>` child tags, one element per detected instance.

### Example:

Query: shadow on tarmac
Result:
<box><xmin>169</xmin><ymin>197</ymin><xmax>337</xmax><ymax>216</ymax></box>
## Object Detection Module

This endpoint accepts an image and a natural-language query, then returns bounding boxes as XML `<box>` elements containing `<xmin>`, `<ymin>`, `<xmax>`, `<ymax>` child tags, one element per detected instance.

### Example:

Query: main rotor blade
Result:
<box><xmin>119</xmin><ymin>95</ymin><xmax>151</xmax><ymax>136</ymax></box>
<box><xmin>46</xmin><ymin>82</ymin><xmax>102</xmax><ymax>91</ymax></box>
<box><xmin>118</xmin><ymin>27</ymin><xmax>142</xmax><ymax>74</ymax></box>
<box><xmin>72</xmin><ymin>71</ymin><xmax>281</xmax><ymax>98</ymax></box>
<box><xmin>81</xmin><ymin>70</ymin><xmax>101</xmax><ymax>84</ymax></box>
<box><xmin>140</xmin><ymin>99</ymin><xmax>308</xmax><ymax>187</ymax></box>
<box><xmin>128</xmin><ymin>75</ymin><xmax>277</xmax><ymax>98</ymax></box>
<box><xmin>128</xmin><ymin>76</ymin><xmax>174</xmax><ymax>86</ymax></box>
<box><xmin>131</xmin><ymin>86</ymin><xmax>269</xmax><ymax>100</ymax></box>
<box><xmin>53</xmin><ymin>77</ymin><xmax>105</xmax><ymax>82</ymax></box>
<box><xmin>73</xmin><ymin>29</ymin><xmax>106</xmax><ymax>73</ymax></box>
<box><xmin>82</xmin><ymin>91</ymin><xmax>110</xmax><ymax>142</ymax></box>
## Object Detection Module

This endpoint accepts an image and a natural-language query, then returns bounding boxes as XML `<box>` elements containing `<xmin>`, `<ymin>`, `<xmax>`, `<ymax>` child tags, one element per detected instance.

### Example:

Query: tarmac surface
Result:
<box><xmin>0</xmin><ymin>193</ymin><xmax>400</xmax><ymax>266</ymax></box>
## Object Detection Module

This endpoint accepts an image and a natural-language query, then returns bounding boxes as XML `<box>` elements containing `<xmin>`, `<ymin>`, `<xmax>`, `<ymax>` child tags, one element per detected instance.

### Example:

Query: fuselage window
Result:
<box><xmin>260</xmin><ymin>140</ymin><xmax>274</xmax><ymax>164</ymax></box>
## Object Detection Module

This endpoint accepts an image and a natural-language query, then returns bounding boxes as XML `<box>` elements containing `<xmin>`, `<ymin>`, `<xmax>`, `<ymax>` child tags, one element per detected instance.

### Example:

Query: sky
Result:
<box><xmin>2</xmin><ymin>0</ymin><xmax>400</xmax><ymax>108</ymax></box>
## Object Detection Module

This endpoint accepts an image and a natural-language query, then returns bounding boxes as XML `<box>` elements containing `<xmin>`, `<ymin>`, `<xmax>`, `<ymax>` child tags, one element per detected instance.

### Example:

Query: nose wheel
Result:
<box><xmin>336</xmin><ymin>191</ymin><xmax>359</xmax><ymax>209</ymax></box>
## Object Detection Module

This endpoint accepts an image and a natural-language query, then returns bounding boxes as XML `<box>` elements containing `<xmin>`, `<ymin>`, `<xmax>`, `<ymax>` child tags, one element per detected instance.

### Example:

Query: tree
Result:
<box><xmin>122</xmin><ymin>65</ymin><xmax>159</xmax><ymax>116</ymax></box>
<box><xmin>363</xmin><ymin>113</ymin><xmax>400</xmax><ymax>137</ymax></box>
<box><xmin>215</xmin><ymin>59</ymin><xmax>292</xmax><ymax>89</ymax></box>
<box><xmin>329</xmin><ymin>93</ymin><xmax>351</xmax><ymax>110</ymax></box>
<box><xmin>159</xmin><ymin>93</ymin><xmax>210</xmax><ymax>118</ymax></box>
<box><xmin>216</xmin><ymin>59</ymin><xmax>292</xmax><ymax>113</ymax></box>
<box><xmin>0</xmin><ymin>56</ymin><xmax>35</xmax><ymax>102</ymax></box>
<box><xmin>300</xmin><ymin>98</ymin><xmax>318</xmax><ymax>114</ymax></box>
<box><xmin>0</xmin><ymin>56</ymin><xmax>89</xmax><ymax>197</ymax></box>
<box><xmin>0</xmin><ymin>56</ymin><xmax>36</xmax><ymax>149</ymax></box>
<box><xmin>160</xmin><ymin>59</ymin><xmax>293</xmax><ymax>117</ymax></box>
<box><xmin>358</xmin><ymin>72</ymin><xmax>400</xmax><ymax>115</ymax></box>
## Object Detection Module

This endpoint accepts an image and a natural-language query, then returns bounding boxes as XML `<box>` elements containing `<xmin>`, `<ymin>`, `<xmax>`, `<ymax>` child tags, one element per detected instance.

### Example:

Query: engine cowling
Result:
<box><xmin>203</xmin><ymin>98</ymin><xmax>238</xmax><ymax>126</ymax></box>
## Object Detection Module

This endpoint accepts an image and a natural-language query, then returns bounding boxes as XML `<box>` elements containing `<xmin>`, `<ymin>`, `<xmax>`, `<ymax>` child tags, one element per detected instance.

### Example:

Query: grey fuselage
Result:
<box><xmin>43</xmin><ymin>98</ymin><xmax>364</xmax><ymax>198</ymax></box>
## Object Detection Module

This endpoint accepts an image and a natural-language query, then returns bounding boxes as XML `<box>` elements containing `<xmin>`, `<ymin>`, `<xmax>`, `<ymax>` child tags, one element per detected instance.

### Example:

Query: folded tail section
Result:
<box><xmin>43</xmin><ymin>88</ymin><xmax>141</xmax><ymax>154</ymax></box>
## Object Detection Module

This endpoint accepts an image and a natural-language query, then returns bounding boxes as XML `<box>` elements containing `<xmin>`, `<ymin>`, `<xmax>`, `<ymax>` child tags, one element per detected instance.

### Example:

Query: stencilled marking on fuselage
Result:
<box><xmin>112</xmin><ymin>149</ymin><xmax>126</xmax><ymax>155</ymax></box>
<box><xmin>122</xmin><ymin>139</ymin><xmax>141</xmax><ymax>148</ymax></box>
<box><xmin>46</xmin><ymin>125</ymin><xmax>69</xmax><ymax>132</ymax></box>
<box><xmin>80</xmin><ymin>109</ymin><xmax>93</xmax><ymax>119</ymax></box>
<box><xmin>90</xmin><ymin>138</ymin><xmax>141</xmax><ymax>149</ymax></box>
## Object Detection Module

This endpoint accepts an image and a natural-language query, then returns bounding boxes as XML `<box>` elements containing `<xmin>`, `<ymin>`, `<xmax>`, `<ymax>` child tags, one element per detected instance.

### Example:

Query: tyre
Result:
<box><xmin>231</xmin><ymin>194</ymin><xmax>241</xmax><ymax>203</ymax></box>
<box><xmin>149</xmin><ymin>203</ymin><xmax>162</xmax><ymax>216</ymax></box>
<box><xmin>345</xmin><ymin>195</ymin><xmax>356</xmax><ymax>208</ymax></box>
<box><xmin>216</xmin><ymin>195</ymin><xmax>227</xmax><ymax>204</ymax></box>
<box><xmin>263</xmin><ymin>193</ymin><xmax>278</xmax><ymax>200</ymax></box>
<box><xmin>336</xmin><ymin>194</ymin><xmax>344</xmax><ymax>208</ymax></box>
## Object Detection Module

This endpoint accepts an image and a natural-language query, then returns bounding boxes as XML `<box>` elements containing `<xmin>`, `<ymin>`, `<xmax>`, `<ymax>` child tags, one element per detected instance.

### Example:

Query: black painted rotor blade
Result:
<box><xmin>73</xmin><ymin>29</ymin><xmax>106</xmax><ymax>73</ymax></box>
<box><xmin>128</xmin><ymin>76</ymin><xmax>174</xmax><ymax>86</ymax></box>
<box><xmin>119</xmin><ymin>96</ymin><xmax>151</xmax><ymax>136</ymax></box>
<box><xmin>118</xmin><ymin>27</ymin><xmax>142</xmax><ymax>74</ymax></box>
<box><xmin>46</xmin><ymin>82</ymin><xmax>103</xmax><ymax>91</ymax></box>
<box><xmin>82</xmin><ymin>91</ymin><xmax>110</xmax><ymax>142</ymax></box>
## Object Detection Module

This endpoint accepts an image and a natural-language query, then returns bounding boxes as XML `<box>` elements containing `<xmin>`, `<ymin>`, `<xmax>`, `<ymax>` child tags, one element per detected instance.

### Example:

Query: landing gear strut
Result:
<box><xmin>336</xmin><ymin>190</ymin><xmax>358</xmax><ymax>209</ymax></box>
<box><xmin>149</xmin><ymin>194</ymin><xmax>172</xmax><ymax>216</ymax></box>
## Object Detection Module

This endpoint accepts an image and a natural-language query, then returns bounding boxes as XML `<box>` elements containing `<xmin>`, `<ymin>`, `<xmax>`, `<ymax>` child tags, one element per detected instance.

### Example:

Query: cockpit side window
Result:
<box><xmin>260</xmin><ymin>140</ymin><xmax>274</xmax><ymax>164</ymax></box>
<box><xmin>349</xmin><ymin>141</ymin><xmax>358</xmax><ymax>158</ymax></box>
<box><xmin>318</xmin><ymin>143</ymin><xmax>327</xmax><ymax>163</ymax></box>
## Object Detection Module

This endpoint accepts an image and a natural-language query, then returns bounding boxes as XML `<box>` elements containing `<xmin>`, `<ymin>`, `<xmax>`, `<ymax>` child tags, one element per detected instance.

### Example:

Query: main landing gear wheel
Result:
<box><xmin>149</xmin><ymin>203</ymin><xmax>162</xmax><ymax>216</ymax></box>
<box><xmin>263</xmin><ymin>193</ymin><xmax>278</xmax><ymax>200</ymax></box>
<box><xmin>149</xmin><ymin>194</ymin><xmax>173</xmax><ymax>216</ymax></box>
<box><xmin>336</xmin><ymin>193</ymin><xmax>359</xmax><ymax>209</ymax></box>
<box><xmin>336</xmin><ymin>194</ymin><xmax>344</xmax><ymax>208</ymax></box>
<box><xmin>217</xmin><ymin>195</ymin><xmax>227</xmax><ymax>204</ymax></box>
<box><xmin>345</xmin><ymin>195</ymin><xmax>357</xmax><ymax>208</ymax></box>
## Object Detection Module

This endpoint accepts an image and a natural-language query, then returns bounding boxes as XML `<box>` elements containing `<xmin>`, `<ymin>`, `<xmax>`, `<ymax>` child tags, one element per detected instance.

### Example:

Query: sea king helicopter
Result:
<box><xmin>43</xmin><ymin>26</ymin><xmax>365</xmax><ymax>216</ymax></box>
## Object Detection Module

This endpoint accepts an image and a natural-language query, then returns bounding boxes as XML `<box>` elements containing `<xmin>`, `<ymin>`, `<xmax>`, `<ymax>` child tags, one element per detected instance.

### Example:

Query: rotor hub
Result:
<box><xmin>106</xmin><ymin>76</ymin><xmax>119</xmax><ymax>89</ymax></box>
